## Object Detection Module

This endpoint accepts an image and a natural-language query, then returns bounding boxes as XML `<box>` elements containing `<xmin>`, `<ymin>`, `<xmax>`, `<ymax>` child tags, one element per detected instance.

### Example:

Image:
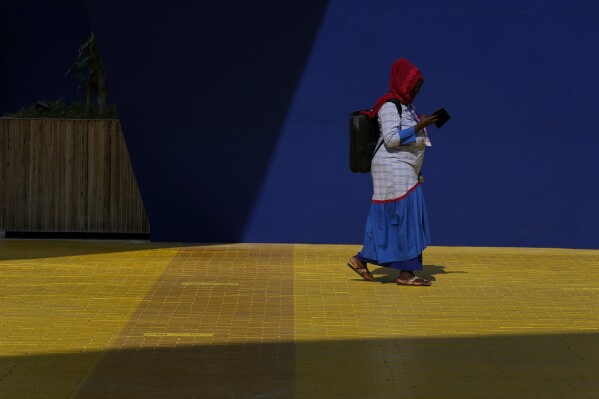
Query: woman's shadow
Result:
<box><xmin>371</xmin><ymin>264</ymin><xmax>466</xmax><ymax>284</ymax></box>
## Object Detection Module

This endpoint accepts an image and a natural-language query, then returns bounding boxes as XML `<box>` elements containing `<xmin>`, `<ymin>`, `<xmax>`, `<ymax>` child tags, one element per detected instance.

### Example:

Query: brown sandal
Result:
<box><xmin>397</xmin><ymin>275</ymin><xmax>432</xmax><ymax>286</ymax></box>
<box><xmin>347</xmin><ymin>256</ymin><xmax>376</xmax><ymax>282</ymax></box>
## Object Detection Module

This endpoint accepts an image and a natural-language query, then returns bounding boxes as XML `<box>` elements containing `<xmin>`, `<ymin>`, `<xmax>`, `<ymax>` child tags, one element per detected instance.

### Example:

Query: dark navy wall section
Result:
<box><xmin>0</xmin><ymin>0</ymin><xmax>90</xmax><ymax>114</ymax></box>
<box><xmin>5</xmin><ymin>1</ymin><xmax>596</xmax><ymax>247</ymax></box>
<box><xmin>82</xmin><ymin>0</ymin><xmax>329</xmax><ymax>242</ymax></box>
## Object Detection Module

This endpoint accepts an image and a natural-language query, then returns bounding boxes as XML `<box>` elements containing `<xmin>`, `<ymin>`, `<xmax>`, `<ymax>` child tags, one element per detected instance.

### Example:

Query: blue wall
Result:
<box><xmin>3</xmin><ymin>1</ymin><xmax>598</xmax><ymax>248</ymax></box>
<box><xmin>241</xmin><ymin>0</ymin><xmax>599</xmax><ymax>248</ymax></box>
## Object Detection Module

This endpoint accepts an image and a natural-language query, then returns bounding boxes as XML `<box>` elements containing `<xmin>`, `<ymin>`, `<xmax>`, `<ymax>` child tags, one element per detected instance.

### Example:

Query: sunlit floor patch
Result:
<box><xmin>0</xmin><ymin>239</ymin><xmax>180</xmax><ymax>399</ymax></box>
<box><xmin>143</xmin><ymin>333</ymin><xmax>213</xmax><ymax>337</ymax></box>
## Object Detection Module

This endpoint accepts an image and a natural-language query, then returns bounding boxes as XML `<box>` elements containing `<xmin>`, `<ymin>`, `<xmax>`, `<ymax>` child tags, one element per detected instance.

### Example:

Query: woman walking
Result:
<box><xmin>348</xmin><ymin>58</ymin><xmax>438</xmax><ymax>286</ymax></box>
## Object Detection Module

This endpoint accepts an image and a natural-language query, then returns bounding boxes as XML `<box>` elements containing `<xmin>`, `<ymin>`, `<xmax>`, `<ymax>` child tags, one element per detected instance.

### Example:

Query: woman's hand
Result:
<box><xmin>414</xmin><ymin>114</ymin><xmax>439</xmax><ymax>132</ymax></box>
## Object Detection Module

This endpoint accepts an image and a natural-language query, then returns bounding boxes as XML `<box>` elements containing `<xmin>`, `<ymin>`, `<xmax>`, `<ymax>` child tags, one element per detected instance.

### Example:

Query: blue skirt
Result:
<box><xmin>358</xmin><ymin>184</ymin><xmax>431</xmax><ymax>269</ymax></box>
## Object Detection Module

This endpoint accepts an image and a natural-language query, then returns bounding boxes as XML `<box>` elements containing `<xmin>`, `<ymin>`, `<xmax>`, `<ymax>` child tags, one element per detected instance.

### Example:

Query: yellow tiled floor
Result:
<box><xmin>0</xmin><ymin>240</ymin><xmax>598</xmax><ymax>398</ymax></box>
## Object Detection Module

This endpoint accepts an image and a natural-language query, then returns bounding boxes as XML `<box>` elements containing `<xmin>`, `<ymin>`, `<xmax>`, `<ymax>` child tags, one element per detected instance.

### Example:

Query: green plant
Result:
<box><xmin>2</xmin><ymin>33</ymin><xmax>118</xmax><ymax>119</ymax></box>
<box><xmin>4</xmin><ymin>99</ymin><xmax>118</xmax><ymax>119</ymax></box>
<box><xmin>66</xmin><ymin>32</ymin><xmax>108</xmax><ymax>111</ymax></box>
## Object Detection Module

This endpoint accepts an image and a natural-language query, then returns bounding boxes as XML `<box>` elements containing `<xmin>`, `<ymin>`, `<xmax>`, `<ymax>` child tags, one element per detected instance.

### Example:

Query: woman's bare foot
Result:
<box><xmin>347</xmin><ymin>256</ymin><xmax>376</xmax><ymax>282</ymax></box>
<box><xmin>397</xmin><ymin>271</ymin><xmax>431</xmax><ymax>286</ymax></box>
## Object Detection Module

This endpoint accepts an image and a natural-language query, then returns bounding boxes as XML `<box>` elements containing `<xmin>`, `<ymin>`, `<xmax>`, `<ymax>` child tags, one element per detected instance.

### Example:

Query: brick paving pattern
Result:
<box><xmin>0</xmin><ymin>240</ymin><xmax>598</xmax><ymax>398</ymax></box>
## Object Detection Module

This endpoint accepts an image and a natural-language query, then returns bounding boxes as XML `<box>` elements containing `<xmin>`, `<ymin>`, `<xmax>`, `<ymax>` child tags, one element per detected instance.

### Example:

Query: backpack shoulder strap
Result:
<box><xmin>371</xmin><ymin>99</ymin><xmax>404</xmax><ymax>158</ymax></box>
<box><xmin>387</xmin><ymin>98</ymin><xmax>403</xmax><ymax>116</ymax></box>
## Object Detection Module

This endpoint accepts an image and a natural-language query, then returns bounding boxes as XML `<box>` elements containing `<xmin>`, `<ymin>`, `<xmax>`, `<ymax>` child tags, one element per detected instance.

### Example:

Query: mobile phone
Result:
<box><xmin>431</xmin><ymin>108</ymin><xmax>450</xmax><ymax>128</ymax></box>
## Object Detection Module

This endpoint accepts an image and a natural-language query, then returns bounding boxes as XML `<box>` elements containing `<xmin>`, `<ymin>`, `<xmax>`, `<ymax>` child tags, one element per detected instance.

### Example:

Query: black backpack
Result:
<box><xmin>349</xmin><ymin>98</ymin><xmax>402</xmax><ymax>173</ymax></box>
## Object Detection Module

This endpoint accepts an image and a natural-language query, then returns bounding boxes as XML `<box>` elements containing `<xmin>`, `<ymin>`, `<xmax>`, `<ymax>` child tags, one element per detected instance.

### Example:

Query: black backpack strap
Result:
<box><xmin>387</xmin><ymin>98</ymin><xmax>403</xmax><ymax>117</ymax></box>
<box><xmin>371</xmin><ymin>99</ymin><xmax>404</xmax><ymax>158</ymax></box>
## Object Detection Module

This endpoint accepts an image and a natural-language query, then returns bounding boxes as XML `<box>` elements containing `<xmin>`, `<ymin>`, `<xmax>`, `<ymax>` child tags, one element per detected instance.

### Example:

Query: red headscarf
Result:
<box><xmin>362</xmin><ymin>58</ymin><xmax>423</xmax><ymax>118</ymax></box>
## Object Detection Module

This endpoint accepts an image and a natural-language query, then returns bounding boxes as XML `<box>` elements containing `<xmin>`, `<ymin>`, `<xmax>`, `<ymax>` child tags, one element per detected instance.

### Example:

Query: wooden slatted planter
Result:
<box><xmin>0</xmin><ymin>118</ymin><xmax>149</xmax><ymax>235</ymax></box>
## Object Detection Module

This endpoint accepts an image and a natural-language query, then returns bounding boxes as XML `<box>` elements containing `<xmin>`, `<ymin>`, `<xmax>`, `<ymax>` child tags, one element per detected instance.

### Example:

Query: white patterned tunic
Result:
<box><xmin>371</xmin><ymin>102</ymin><xmax>427</xmax><ymax>201</ymax></box>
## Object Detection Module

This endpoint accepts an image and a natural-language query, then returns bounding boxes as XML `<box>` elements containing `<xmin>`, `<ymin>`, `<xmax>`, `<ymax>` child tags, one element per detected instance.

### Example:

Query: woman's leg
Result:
<box><xmin>389</xmin><ymin>254</ymin><xmax>423</xmax><ymax>271</ymax></box>
<box><xmin>394</xmin><ymin>254</ymin><xmax>431</xmax><ymax>286</ymax></box>
<box><xmin>347</xmin><ymin>255</ymin><xmax>376</xmax><ymax>282</ymax></box>
<box><xmin>355</xmin><ymin>254</ymin><xmax>430</xmax><ymax>285</ymax></box>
